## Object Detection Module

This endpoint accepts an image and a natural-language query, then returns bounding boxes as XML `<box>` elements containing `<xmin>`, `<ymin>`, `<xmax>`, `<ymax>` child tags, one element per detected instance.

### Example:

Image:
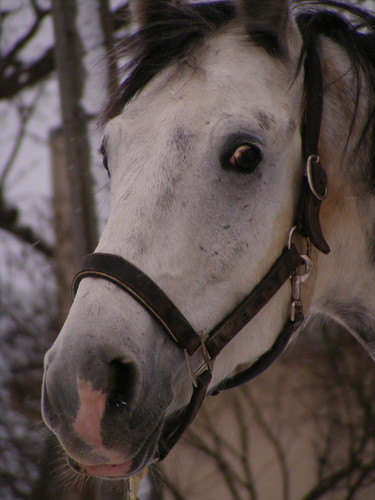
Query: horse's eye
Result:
<box><xmin>228</xmin><ymin>144</ymin><xmax>262</xmax><ymax>173</ymax></box>
<box><xmin>100</xmin><ymin>144</ymin><xmax>110</xmax><ymax>176</ymax></box>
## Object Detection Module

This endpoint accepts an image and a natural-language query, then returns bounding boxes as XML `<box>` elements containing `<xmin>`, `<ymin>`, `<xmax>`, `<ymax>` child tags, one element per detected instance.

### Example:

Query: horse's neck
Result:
<box><xmin>308</xmin><ymin>38</ymin><xmax>375</xmax><ymax>359</ymax></box>
<box><xmin>311</xmin><ymin>183</ymin><xmax>375</xmax><ymax>357</ymax></box>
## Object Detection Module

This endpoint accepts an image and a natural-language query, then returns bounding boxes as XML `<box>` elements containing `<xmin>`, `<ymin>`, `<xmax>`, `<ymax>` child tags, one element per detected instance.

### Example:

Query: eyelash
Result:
<box><xmin>100</xmin><ymin>144</ymin><xmax>110</xmax><ymax>176</ymax></box>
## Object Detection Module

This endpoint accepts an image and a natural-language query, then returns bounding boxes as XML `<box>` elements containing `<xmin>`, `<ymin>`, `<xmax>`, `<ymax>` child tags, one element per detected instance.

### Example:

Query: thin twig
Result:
<box><xmin>242</xmin><ymin>387</ymin><xmax>290</xmax><ymax>500</ymax></box>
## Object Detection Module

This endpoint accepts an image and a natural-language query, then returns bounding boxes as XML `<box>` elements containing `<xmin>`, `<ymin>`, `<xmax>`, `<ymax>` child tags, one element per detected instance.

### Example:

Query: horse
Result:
<box><xmin>42</xmin><ymin>0</ymin><xmax>375</xmax><ymax>482</ymax></box>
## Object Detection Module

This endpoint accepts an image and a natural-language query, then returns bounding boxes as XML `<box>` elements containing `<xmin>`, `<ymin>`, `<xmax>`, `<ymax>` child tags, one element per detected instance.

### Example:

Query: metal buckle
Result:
<box><xmin>306</xmin><ymin>155</ymin><xmax>328</xmax><ymax>201</ymax></box>
<box><xmin>288</xmin><ymin>226</ymin><xmax>313</xmax><ymax>321</ymax></box>
<box><xmin>184</xmin><ymin>333</ymin><xmax>214</xmax><ymax>388</ymax></box>
<box><xmin>290</xmin><ymin>254</ymin><xmax>313</xmax><ymax>320</ymax></box>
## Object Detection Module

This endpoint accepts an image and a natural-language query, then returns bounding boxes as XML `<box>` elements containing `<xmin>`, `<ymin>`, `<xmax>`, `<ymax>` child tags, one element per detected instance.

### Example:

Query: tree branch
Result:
<box><xmin>0</xmin><ymin>48</ymin><xmax>55</xmax><ymax>99</ymax></box>
<box><xmin>2</xmin><ymin>7</ymin><xmax>50</xmax><ymax>63</ymax></box>
<box><xmin>0</xmin><ymin>196</ymin><xmax>53</xmax><ymax>258</ymax></box>
<box><xmin>0</xmin><ymin>3</ymin><xmax>130</xmax><ymax>100</ymax></box>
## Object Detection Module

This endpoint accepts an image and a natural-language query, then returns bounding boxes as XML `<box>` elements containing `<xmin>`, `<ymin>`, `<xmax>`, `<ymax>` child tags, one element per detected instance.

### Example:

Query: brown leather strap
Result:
<box><xmin>302</xmin><ymin>44</ymin><xmax>323</xmax><ymax>160</ymax></box>
<box><xmin>298</xmin><ymin>43</ymin><xmax>330</xmax><ymax>254</ymax></box>
<box><xmin>210</xmin><ymin>312</ymin><xmax>304</xmax><ymax>394</ymax></box>
<box><xmin>205</xmin><ymin>244</ymin><xmax>304</xmax><ymax>358</ymax></box>
<box><xmin>72</xmin><ymin>253</ymin><xmax>202</xmax><ymax>355</ymax></box>
<box><xmin>297</xmin><ymin>157</ymin><xmax>330</xmax><ymax>254</ymax></box>
<box><xmin>73</xmin><ymin>245</ymin><xmax>303</xmax><ymax>360</ymax></box>
<box><xmin>157</xmin><ymin>370</ymin><xmax>212</xmax><ymax>460</ymax></box>
<box><xmin>158</xmin><ymin>312</ymin><xmax>304</xmax><ymax>458</ymax></box>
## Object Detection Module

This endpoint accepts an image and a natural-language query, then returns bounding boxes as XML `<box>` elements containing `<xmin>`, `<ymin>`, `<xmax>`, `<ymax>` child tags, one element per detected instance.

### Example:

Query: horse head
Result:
<box><xmin>42</xmin><ymin>0</ymin><xmax>375</xmax><ymax>480</ymax></box>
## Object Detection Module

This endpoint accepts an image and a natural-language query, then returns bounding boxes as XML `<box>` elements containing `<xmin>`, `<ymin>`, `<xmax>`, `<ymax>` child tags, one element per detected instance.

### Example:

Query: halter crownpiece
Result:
<box><xmin>297</xmin><ymin>42</ymin><xmax>330</xmax><ymax>255</ymax></box>
<box><xmin>72</xmin><ymin>44</ymin><xmax>330</xmax><ymax>461</ymax></box>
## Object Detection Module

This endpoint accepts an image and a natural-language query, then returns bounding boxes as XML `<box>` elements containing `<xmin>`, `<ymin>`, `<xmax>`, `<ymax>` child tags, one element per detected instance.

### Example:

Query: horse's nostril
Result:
<box><xmin>107</xmin><ymin>360</ymin><xmax>138</xmax><ymax>411</ymax></box>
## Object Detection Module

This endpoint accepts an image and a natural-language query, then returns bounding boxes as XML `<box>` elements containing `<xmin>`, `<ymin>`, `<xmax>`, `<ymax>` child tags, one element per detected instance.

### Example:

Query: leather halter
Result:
<box><xmin>72</xmin><ymin>45</ymin><xmax>329</xmax><ymax>461</ymax></box>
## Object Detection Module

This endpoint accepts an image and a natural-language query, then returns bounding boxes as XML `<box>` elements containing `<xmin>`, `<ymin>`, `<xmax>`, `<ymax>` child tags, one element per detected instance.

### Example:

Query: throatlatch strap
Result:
<box><xmin>73</xmin><ymin>253</ymin><xmax>201</xmax><ymax>355</ymax></box>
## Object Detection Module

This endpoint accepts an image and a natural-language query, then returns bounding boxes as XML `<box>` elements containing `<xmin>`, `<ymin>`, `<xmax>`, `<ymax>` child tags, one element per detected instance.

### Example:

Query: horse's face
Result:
<box><xmin>42</xmin><ymin>5</ymin><xmax>304</xmax><ymax>479</ymax></box>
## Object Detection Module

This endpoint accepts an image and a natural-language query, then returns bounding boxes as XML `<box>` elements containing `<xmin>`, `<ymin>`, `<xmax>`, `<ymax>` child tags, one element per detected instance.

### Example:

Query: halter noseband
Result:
<box><xmin>72</xmin><ymin>46</ymin><xmax>329</xmax><ymax>461</ymax></box>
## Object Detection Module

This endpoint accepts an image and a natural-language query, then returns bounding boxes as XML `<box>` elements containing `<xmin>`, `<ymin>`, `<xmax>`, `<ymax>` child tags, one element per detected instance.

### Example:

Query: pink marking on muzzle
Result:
<box><xmin>73</xmin><ymin>378</ymin><xmax>107</xmax><ymax>448</ymax></box>
<box><xmin>73</xmin><ymin>378</ymin><xmax>125</xmax><ymax>463</ymax></box>
<box><xmin>66</xmin><ymin>378</ymin><xmax>127</xmax><ymax>464</ymax></box>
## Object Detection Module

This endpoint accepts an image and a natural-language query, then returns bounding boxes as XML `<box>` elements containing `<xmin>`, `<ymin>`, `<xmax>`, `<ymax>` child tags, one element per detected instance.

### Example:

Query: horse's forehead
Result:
<box><xmin>106</xmin><ymin>30</ymin><xmax>295</xmax><ymax>140</ymax></box>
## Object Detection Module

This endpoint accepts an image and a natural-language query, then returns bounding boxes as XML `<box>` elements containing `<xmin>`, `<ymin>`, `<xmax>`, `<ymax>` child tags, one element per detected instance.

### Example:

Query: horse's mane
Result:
<box><xmin>296</xmin><ymin>1</ymin><xmax>375</xmax><ymax>189</ymax></box>
<box><xmin>101</xmin><ymin>0</ymin><xmax>375</xmax><ymax>188</ymax></box>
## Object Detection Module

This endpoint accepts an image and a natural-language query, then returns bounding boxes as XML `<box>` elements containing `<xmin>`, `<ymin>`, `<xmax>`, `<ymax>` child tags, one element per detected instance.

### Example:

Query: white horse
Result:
<box><xmin>42</xmin><ymin>0</ymin><xmax>375</xmax><ymax>481</ymax></box>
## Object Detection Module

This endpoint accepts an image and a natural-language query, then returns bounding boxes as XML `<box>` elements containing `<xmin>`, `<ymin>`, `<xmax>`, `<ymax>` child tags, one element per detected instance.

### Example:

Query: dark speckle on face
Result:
<box><xmin>287</xmin><ymin>118</ymin><xmax>296</xmax><ymax>135</ymax></box>
<box><xmin>127</xmin><ymin>229</ymin><xmax>148</xmax><ymax>257</ymax></box>
<box><xmin>171</xmin><ymin>127</ymin><xmax>192</xmax><ymax>155</ymax></box>
<box><xmin>156</xmin><ymin>186</ymin><xmax>176</xmax><ymax>209</ymax></box>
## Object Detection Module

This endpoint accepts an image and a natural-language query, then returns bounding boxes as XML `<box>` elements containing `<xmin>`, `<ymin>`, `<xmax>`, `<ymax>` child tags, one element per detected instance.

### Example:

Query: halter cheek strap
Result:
<box><xmin>297</xmin><ymin>43</ymin><xmax>330</xmax><ymax>254</ymax></box>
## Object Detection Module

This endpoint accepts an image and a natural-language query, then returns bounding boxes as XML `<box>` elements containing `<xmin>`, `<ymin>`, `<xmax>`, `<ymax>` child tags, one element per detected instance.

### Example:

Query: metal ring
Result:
<box><xmin>288</xmin><ymin>226</ymin><xmax>311</xmax><ymax>257</ymax></box>
<box><xmin>306</xmin><ymin>155</ymin><xmax>328</xmax><ymax>201</ymax></box>
<box><xmin>287</xmin><ymin>225</ymin><xmax>298</xmax><ymax>250</ymax></box>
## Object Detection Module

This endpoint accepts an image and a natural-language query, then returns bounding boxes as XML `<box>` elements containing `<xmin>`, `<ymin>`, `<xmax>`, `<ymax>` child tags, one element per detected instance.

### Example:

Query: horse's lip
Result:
<box><xmin>67</xmin><ymin>418</ymin><xmax>164</xmax><ymax>478</ymax></box>
<box><xmin>67</xmin><ymin>419</ymin><xmax>178</xmax><ymax>478</ymax></box>
<box><xmin>83</xmin><ymin>461</ymin><xmax>132</xmax><ymax>478</ymax></box>
<box><xmin>68</xmin><ymin>455</ymin><xmax>154</xmax><ymax>479</ymax></box>
<box><xmin>66</xmin><ymin>409</ymin><xmax>183</xmax><ymax>478</ymax></box>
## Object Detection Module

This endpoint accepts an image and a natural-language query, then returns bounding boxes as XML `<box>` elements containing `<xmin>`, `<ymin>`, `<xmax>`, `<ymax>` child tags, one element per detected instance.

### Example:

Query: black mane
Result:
<box><xmin>101</xmin><ymin>1</ymin><xmax>235</xmax><ymax>124</ymax></box>
<box><xmin>296</xmin><ymin>0</ymin><xmax>375</xmax><ymax>189</ymax></box>
<box><xmin>102</xmin><ymin>0</ymin><xmax>375</xmax><ymax>188</ymax></box>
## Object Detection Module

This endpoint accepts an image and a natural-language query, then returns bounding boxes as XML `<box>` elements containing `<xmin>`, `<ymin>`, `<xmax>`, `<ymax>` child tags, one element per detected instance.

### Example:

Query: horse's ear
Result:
<box><xmin>235</xmin><ymin>0</ymin><xmax>290</xmax><ymax>54</ymax></box>
<box><xmin>130</xmin><ymin>0</ymin><xmax>179</xmax><ymax>27</ymax></box>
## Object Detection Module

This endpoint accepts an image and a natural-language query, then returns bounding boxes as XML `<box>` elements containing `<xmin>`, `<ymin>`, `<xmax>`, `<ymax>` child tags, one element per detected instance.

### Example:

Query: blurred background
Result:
<box><xmin>0</xmin><ymin>0</ymin><xmax>374</xmax><ymax>498</ymax></box>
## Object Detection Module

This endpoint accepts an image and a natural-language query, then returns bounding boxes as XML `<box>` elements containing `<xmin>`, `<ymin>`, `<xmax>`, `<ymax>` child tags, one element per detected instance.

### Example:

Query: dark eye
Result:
<box><xmin>99</xmin><ymin>144</ymin><xmax>110</xmax><ymax>176</ymax></box>
<box><xmin>227</xmin><ymin>144</ymin><xmax>262</xmax><ymax>173</ymax></box>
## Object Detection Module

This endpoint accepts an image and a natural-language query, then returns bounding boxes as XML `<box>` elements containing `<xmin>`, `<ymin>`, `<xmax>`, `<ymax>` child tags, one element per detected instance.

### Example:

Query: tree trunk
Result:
<box><xmin>51</xmin><ymin>0</ymin><xmax>97</xmax><ymax>268</ymax></box>
<box><xmin>50</xmin><ymin>128</ymin><xmax>75</xmax><ymax>325</ymax></box>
